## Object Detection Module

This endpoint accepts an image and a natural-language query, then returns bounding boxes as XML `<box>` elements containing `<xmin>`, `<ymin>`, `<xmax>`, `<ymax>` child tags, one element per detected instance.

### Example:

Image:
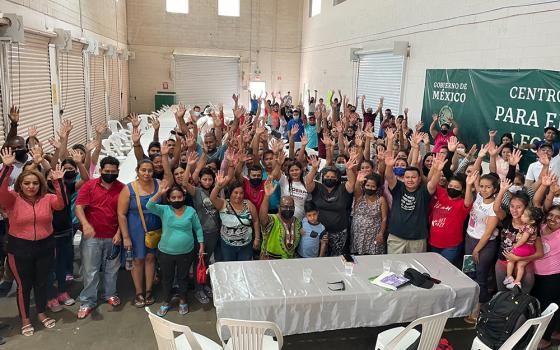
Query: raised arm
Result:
<box><xmin>0</xmin><ymin>150</ymin><xmax>17</xmax><ymax>209</ymax></box>
<box><xmin>151</xmin><ymin>116</ymin><xmax>160</xmax><ymax>143</ymax></box>
<box><xmin>493</xmin><ymin>178</ymin><xmax>511</xmax><ymax>221</ymax></box>
<box><xmin>132</xmin><ymin>127</ymin><xmax>145</xmax><ymax>162</ymax></box>
<box><xmin>305</xmin><ymin>155</ymin><xmax>319</xmax><ymax>193</ymax></box>
<box><xmin>259</xmin><ymin>179</ymin><xmax>277</xmax><ymax>227</ymax></box>
<box><xmin>428</xmin><ymin>153</ymin><xmax>447</xmax><ymax>195</ymax></box>
<box><xmin>384</xmin><ymin>152</ymin><xmax>397</xmax><ymax>190</ymax></box>
<box><xmin>464</xmin><ymin>170</ymin><xmax>478</xmax><ymax>208</ymax></box>
<box><xmin>429</xmin><ymin>114</ymin><xmax>439</xmax><ymax>140</ymax></box>
<box><xmin>209</xmin><ymin>170</ymin><xmax>228</xmax><ymax>211</ymax></box>
<box><xmin>160</xmin><ymin>141</ymin><xmax>174</xmax><ymax>185</ymax></box>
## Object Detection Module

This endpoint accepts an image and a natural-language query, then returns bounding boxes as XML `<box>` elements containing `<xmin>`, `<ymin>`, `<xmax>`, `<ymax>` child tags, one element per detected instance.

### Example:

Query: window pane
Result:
<box><xmin>333</xmin><ymin>0</ymin><xmax>346</xmax><ymax>5</ymax></box>
<box><xmin>218</xmin><ymin>0</ymin><xmax>240</xmax><ymax>17</ymax></box>
<box><xmin>166</xmin><ymin>0</ymin><xmax>188</xmax><ymax>13</ymax></box>
<box><xmin>310</xmin><ymin>0</ymin><xmax>321</xmax><ymax>17</ymax></box>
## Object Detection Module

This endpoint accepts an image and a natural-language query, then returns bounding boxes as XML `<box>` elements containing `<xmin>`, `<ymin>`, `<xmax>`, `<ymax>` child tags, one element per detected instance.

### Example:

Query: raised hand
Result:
<box><xmin>48</xmin><ymin>137</ymin><xmax>61</xmax><ymax>150</ymax></box>
<box><xmin>385</xmin><ymin>127</ymin><xmax>395</xmax><ymax>140</ymax></box>
<box><xmin>95</xmin><ymin>122</ymin><xmax>107</xmax><ymax>135</ymax></box>
<box><xmin>131</xmin><ymin>127</ymin><xmax>142</xmax><ymax>144</ymax></box>
<box><xmin>404</xmin><ymin>107</ymin><xmax>409</xmax><ymax>115</ymax></box>
<box><xmin>86</xmin><ymin>140</ymin><xmax>97</xmax><ymax>153</ymax></box>
<box><xmin>216</xmin><ymin>170</ymin><xmax>228</xmax><ymax>188</ymax></box>
<box><xmin>0</xmin><ymin>148</ymin><xmax>15</xmax><ymax>167</ymax></box>
<box><xmin>9</xmin><ymin>105</ymin><xmax>20</xmax><ymax>124</ymax></box>
<box><xmin>384</xmin><ymin>152</ymin><xmax>396</xmax><ymax>168</ymax></box>
<box><xmin>376</xmin><ymin>146</ymin><xmax>386</xmax><ymax>162</ymax></box>
<box><xmin>130</xmin><ymin>113</ymin><xmax>141</xmax><ymax>128</ymax></box>
<box><xmin>346</xmin><ymin>155</ymin><xmax>359</xmax><ymax>170</ymax></box>
<box><xmin>69</xmin><ymin>148</ymin><xmax>83</xmax><ymax>163</ymax></box>
<box><xmin>28</xmin><ymin>126</ymin><xmax>38</xmax><ymax>139</ymax></box>
<box><xmin>357</xmin><ymin>170</ymin><xmax>368</xmax><ymax>183</ymax></box>
<box><xmin>499</xmin><ymin>178</ymin><xmax>512</xmax><ymax>192</ymax></box>
<box><xmin>432</xmin><ymin>113</ymin><xmax>438</xmax><ymax>122</ymax></box>
<box><xmin>300</xmin><ymin>133</ymin><xmax>308</xmax><ymax>146</ymax></box>
<box><xmin>488</xmin><ymin>130</ymin><xmax>497</xmax><ymax>139</ymax></box>
<box><xmin>152</xmin><ymin>116</ymin><xmax>160</xmax><ymax>130</ymax></box>
<box><xmin>488</xmin><ymin>143</ymin><xmax>499</xmax><ymax>157</ymax></box>
<box><xmin>289</xmin><ymin>124</ymin><xmax>299</xmax><ymax>138</ymax></box>
<box><xmin>542</xmin><ymin>174</ymin><xmax>555</xmax><ymax>187</ymax></box>
<box><xmin>51</xmin><ymin>163</ymin><xmax>66</xmax><ymax>181</ymax></box>
<box><xmin>447</xmin><ymin>136</ymin><xmax>458</xmax><ymax>152</ymax></box>
<box><xmin>508</xmin><ymin>148</ymin><xmax>522</xmax><ymax>166</ymax></box>
<box><xmin>175</xmin><ymin>103</ymin><xmax>187</xmax><ymax>119</ymax></box>
<box><xmin>263</xmin><ymin>179</ymin><xmax>277</xmax><ymax>197</ymax></box>
<box><xmin>185</xmin><ymin>132</ymin><xmax>196</xmax><ymax>148</ymax></box>
<box><xmin>467</xmin><ymin>144</ymin><xmax>478</xmax><ymax>159</ymax></box>
<box><xmin>478</xmin><ymin>144</ymin><xmax>489</xmax><ymax>159</ymax></box>
<box><xmin>308</xmin><ymin>155</ymin><xmax>320</xmax><ymax>169</ymax></box>
<box><xmin>433</xmin><ymin>152</ymin><xmax>448</xmax><ymax>171</ymax></box>
<box><xmin>321</xmin><ymin>133</ymin><xmax>334</xmax><ymax>147</ymax></box>
<box><xmin>466</xmin><ymin>170</ymin><xmax>479</xmax><ymax>186</ymax></box>
<box><xmin>538</xmin><ymin>151</ymin><xmax>550</xmax><ymax>166</ymax></box>
<box><xmin>160</xmin><ymin>141</ymin><xmax>169</xmax><ymax>156</ymax></box>
<box><xmin>232</xmin><ymin>94</ymin><xmax>239</xmax><ymax>102</ymax></box>
<box><xmin>415</xmin><ymin>121</ymin><xmax>424</xmax><ymax>132</ymax></box>
<box><xmin>30</xmin><ymin>144</ymin><xmax>44</xmax><ymax>165</ymax></box>
<box><xmin>61</xmin><ymin>119</ymin><xmax>73</xmax><ymax>136</ymax></box>
<box><xmin>159</xmin><ymin>179</ymin><xmax>170</xmax><ymax>194</ymax></box>
<box><xmin>187</xmin><ymin>151</ymin><xmax>198</xmax><ymax>166</ymax></box>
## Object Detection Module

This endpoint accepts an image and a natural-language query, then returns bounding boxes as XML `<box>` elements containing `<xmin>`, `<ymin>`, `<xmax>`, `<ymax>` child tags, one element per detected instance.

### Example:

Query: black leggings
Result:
<box><xmin>158</xmin><ymin>250</ymin><xmax>195</xmax><ymax>303</ymax></box>
<box><xmin>465</xmin><ymin>235</ymin><xmax>498</xmax><ymax>303</ymax></box>
<box><xmin>532</xmin><ymin>273</ymin><xmax>560</xmax><ymax>341</ymax></box>
<box><xmin>7</xmin><ymin>236</ymin><xmax>54</xmax><ymax>320</ymax></box>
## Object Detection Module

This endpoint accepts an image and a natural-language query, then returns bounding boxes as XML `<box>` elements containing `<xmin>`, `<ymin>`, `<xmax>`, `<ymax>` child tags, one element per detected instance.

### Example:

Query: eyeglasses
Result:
<box><xmin>328</xmin><ymin>280</ymin><xmax>345</xmax><ymax>291</ymax></box>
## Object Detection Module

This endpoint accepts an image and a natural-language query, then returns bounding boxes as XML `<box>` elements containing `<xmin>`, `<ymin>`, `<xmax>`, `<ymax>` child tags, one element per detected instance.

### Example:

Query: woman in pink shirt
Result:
<box><xmin>531</xmin><ymin>206</ymin><xmax>560</xmax><ymax>348</ymax></box>
<box><xmin>0</xmin><ymin>148</ymin><xmax>65</xmax><ymax>336</ymax></box>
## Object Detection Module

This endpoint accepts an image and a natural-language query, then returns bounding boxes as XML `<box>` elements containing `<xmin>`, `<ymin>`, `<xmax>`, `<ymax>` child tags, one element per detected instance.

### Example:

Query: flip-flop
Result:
<box><xmin>41</xmin><ymin>317</ymin><xmax>56</xmax><ymax>329</ymax></box>
<box><xmin>156</xmin><ymin>304</ymin><xmax>170</xmax><ymax>317</ymax></box>
<box><xmin>145</xmin><ymin>291</ymin><xmax>155</xmax><ymax>306</ymax></box>
<box><xmin>178</xmin><ymin>303</ymin><xmax>189</xmax><ymax>315</ymax></box>
<box><xmin>77</xmin><ymin>306</ymin><xmax>93</xmax><ymax>319</ymax></box>
<box><xmin>21</xmin><ymin>324</ymin><xmax>34</xmax><ymax>336</ymax></box>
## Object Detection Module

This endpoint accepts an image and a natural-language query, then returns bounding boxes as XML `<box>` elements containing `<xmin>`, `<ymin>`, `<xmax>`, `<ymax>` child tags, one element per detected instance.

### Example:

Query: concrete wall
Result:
<box><xmin>127</xmin><ymin>0</ymin><xmax>303</xmax><ymax>113</ymax></box>
<box><xmin>0</xmin><ymin>0</ymin><xmax>127</xmax><ymax>46</ymax></box>
<box><xmin>300</xmin><ymin>0</ymin><xmax>560</xmax><ymax>125</ymax></box>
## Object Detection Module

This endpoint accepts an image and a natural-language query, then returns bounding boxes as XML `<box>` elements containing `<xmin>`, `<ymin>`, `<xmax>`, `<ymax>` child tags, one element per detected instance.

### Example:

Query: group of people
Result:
<box><xmin>0</xmin><ymin>88</ymin><xmax>559</xmax><ymax>348</ymax></box>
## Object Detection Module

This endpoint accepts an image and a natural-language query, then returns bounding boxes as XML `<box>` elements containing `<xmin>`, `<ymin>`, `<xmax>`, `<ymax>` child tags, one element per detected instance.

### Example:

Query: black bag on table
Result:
<box><xmin>475</xmin><ymin>286</ymin><xmax>540</xmax><ymax>349</ymax></box>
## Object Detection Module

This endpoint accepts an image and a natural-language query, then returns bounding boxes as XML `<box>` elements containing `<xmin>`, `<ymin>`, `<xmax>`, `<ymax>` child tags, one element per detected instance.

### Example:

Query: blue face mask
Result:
<box><xmin>393</xmin><ymin>167</ymin><xmax>406</xmax><ymax>177</ymax></box>
<box><xmin>335</xmin><ymin>163</ymin><xmax>346</xmax><ymax>173</ymax></box>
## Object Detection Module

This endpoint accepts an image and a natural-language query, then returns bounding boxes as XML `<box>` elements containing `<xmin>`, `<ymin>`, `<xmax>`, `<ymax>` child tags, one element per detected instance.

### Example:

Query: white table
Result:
<box><xmin>209</xmin><ymin>253</ymin><xmax>479</xmax><ymax>335</ymax></box>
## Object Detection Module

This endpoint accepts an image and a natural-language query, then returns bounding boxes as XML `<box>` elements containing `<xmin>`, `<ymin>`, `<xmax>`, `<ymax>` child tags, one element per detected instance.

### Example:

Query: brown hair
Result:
<box><xmin>14</xmin><ymin>169</ymin><xmax>48</xmax><ymax>198</ymax></box>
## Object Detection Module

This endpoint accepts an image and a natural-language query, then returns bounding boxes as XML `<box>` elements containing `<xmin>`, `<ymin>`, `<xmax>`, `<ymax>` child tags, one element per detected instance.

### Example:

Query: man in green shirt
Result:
<box><xmin>259</xmin><ymin>179</ymin><xmax>301</xmax><ymax>259</ymax></box>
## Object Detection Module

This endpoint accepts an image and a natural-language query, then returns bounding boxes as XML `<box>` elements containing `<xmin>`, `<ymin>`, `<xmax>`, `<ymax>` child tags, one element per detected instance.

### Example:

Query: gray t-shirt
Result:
<box><xmin>193</xmin><ymin>187</ymin><xmax>221</xmax><ymax>233</ymax></box>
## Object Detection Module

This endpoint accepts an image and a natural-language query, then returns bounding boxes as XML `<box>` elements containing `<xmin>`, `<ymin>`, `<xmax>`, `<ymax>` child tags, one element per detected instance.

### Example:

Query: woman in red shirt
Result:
<box><xmin>428</xmin><ymin>171</ymin><xmax>476</xmax><ymax>264</ymax></box>
<box><xmin>0</xmin><ymin>148</ymin><xmax>65</xmax><ymax>336</ymax></box>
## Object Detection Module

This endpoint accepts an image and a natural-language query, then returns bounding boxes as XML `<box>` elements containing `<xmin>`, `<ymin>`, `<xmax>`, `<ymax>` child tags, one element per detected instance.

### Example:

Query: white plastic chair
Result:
<box><xmin>108</xmin><ymin>134</ymin><xmax>132</xmax><ymax>153</ymax></box>
<box><xmin>100</xmin><ymin>139</ymin><xmax>126</xmax><ymax>160</ymax></box>
<box><xmin>108</xmin><ymin>120</ymin><xmax>132</xmax><ymax>136</ymax></box>
<box><xmin>471</xmin><ymin>303</ymin><xmax>559</xmax><ymax>350</ymax></box>
<box><xmin>375</xmin><ymin>308</ymin><xmax>455</xmax><ymax>350</ymax></box>
<box><xmin>216</xmin><ymin>318</ymin><xmax>283</xmax><ymax>350</ymax></box>
<box><xmin>145</xmin><ymin>307</ymin><xmax>222</xmax><ymax>350</ymax></box>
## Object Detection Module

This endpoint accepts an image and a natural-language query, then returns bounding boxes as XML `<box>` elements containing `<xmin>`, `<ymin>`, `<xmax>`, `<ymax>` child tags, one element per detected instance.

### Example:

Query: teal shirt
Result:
<box><xmin>146</xmin><ymin>201</ymin><xmax>204</xmax><ymax>255</ymax></box>
<box><xmin>305</xmin><ymin>124</ymin><xmax>318</xmax><ymax>149</ymax></box>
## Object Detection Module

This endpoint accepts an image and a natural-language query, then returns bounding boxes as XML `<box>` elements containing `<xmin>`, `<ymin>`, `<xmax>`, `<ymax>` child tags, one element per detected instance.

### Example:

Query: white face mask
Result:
<box><xmin>508</xmin><ymin>185</ymin><xmax>522</xmax><ymax>193</ymax></box>
<box><xmin>194</xmin><ymin>111</ymin><xmax>201</xmax><ymax>117</ymax></box>
<box><xmin>553</xmin><ymin>197</ymin><xmax>560</xmax><ymax>206</ymax></box>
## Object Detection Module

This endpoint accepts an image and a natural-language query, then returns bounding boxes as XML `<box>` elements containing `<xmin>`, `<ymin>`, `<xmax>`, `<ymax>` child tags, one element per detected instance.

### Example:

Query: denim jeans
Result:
<box><xmin>430</xmin><ymin>243</ymin><xmax>464</xmax><ymax>266</ymax></box>
<box><xmin>79</xmin><ymin>237</ymin><xmax>120</xmax><ymax>308</ymax></box>
<box><xmin>219</xmin><ymin>240</ymin><xmax>253</xmax><ymax>262</ymax></box>
<box><xmin>47</xmin><ymin>234</ymin><xmax>73</xmax><ymax>299</ymax></box>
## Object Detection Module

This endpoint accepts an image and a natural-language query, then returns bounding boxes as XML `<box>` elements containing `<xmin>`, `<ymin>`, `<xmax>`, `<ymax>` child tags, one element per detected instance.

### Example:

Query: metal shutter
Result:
<box><xmin>121</xmin><ymin>58</ymin><xmax>129</xmax><ymax>117</ymax></box>
<box><xmin>59</xmin><ymin>43</ymin><xmax>87</xmax><ymax>147</ymax></box>
<box><xmin>8</xmin><ymin>33</ymin><xmax>55</xmax><ymax>149</ymax></box>
<box><xmin>89</xmin><ymin>54</ymin><xmax>106</xmax><ymax>127</ymax></box>
<box><xmin>0</xmin><ymin>81</ymin><xmax>4</xmax><ymax>146</ymax></box>
<box><xmin>174</xmin><ymin>55</ymin><xmax>240</xmax><ymax>110</ymax></box>
<box><xmin>356</xmin><ymin>51</ymin><xmax>406</xmax><ymax>132</ymax></box>
<box><xmin>107</xmin><ymin>57</ymin><xmax>120</xmax><ymax>119</ymax></box>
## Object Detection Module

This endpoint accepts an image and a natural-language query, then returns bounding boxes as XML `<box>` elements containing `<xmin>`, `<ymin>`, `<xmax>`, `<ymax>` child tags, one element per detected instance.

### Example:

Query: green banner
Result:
<box><xmin>421</xmin><ymin>69</ymin><xmax>560</xmax><ymax>169</ymax></box>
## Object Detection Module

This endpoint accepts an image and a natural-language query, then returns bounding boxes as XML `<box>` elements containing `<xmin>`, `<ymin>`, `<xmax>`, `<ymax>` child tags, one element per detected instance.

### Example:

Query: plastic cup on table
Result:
<box><xmin>303</xmin><ymin>268</ymin><xmax>312</xmax><ymax>283</ymax></box>
<box><xmin>382</xmin><ymin>260</ymin><xmax>391</xmax><ymax>273</ymax></box>
<box><xmin>344</xmin><ymin>263</ymin><xmax>354</xmax><ymax>276</ymax></box>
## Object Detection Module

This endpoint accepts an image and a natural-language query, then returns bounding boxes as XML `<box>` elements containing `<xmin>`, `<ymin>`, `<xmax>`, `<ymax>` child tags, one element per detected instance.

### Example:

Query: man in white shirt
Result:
<box><xmin>526</xmin><ymin>144</ymin><xmax>553</xmax><ymax>187</ymax></box>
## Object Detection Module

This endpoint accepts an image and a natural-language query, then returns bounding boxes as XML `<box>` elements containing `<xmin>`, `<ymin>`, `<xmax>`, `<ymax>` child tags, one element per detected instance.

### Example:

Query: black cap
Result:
<box><xmin>404</xmin><ymin>268</ymin><xmax>434</xmax><ymax>289</ymax></box>
<box><xmin>539</xmin><ymin>143</ymin><xmax>553</xmax><ymax>151</ymax></box>
<box><xmin>544</xmin><ymin>126</ymin><xmax>558</xmax><ymax>134</ymax></box>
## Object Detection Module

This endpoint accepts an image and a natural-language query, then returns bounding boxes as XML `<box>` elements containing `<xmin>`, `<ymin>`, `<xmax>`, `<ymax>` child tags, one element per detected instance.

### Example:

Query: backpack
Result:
<box><xmin>475</xmin><ymin>286</ymin><xmax>541</xmax><ymax>349</ymax></box>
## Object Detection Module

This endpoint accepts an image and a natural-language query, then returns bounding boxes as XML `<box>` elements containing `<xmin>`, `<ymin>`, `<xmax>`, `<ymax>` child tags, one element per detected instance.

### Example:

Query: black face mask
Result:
<box><xmin>101</xmin><ymin>173</ymin><xmax>118</xmax><ymax>183</ymax></box>
<box><xmin>364</xmin><ymin>188</ymin><xmax>376</xmax><ymax>196</ymax></box>
<box><xmin>249</xmin><ymin>178</ymin><xmax>262</xmax><ymax>188</ymax></box>
<box><xmin>180</xmin><ymin>162</ymin><xmax>188</xmax><ymax>169</ymax></box>
<box><xmin>280</xmin><ymin>209</ymin><xmax>294</xmax><ymax>220</ymax></box>
<box><xmin>441</xmin><ymin>129</ymin><xmax>449</xmax><ymax>135</ymax></box>
<box><xmin>169</xmin><ymin>201</ymin><xmax>183</xmax><ymax>209</ymax></box>
<box><xmin>14</xmin><ymin>149</ymin><xmax>28</xmax><ymax>162</ymax></box>
<box><xmin>63</xmin><ymin>171</ymin><xmax>77</xmax><ymax>181</ymax></box>
<box><xmin>323</xmin><ymin>179</ymin><xmax>337</xmax><ymax>188</ymax></box>
<box><xmin>447</xmin><ymin>188</ymin><xmax>462</xmax><ymax>198</ymax></box>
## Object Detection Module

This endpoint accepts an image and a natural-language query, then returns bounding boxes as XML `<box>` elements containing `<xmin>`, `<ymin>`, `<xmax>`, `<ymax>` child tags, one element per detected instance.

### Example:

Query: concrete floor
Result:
<box><xmin>0</xmin><ymin>268</ymin><xmax>486</xmax><ymax>350</ymax></box>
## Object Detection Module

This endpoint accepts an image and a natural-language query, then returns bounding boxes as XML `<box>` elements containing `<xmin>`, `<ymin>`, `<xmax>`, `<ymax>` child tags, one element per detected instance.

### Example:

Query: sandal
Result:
<box><xmin>77</xmin><ymin>306</ymin><xmax>93</xmax><ymax>319</ymax></box>
<box><xmin>145</xmin><ymin>290</ymin><xmax>155</xmax><ymax>306</ymax></box>
<box><xmin>107</xmin><ymin>295</ymin><xmax>121</xmax><ymax>307</ymax></box>
<box><xmin>134</xmin><ymin>293</ymin><xmax>145</xmax><ymax>308</ymax></box>
<box><xmin>21</xmin><ymin>324</ymin><xmax>34</xmax><ymax>337</ymax></box>
<box><xmin>178</xmin><ymin>303</ymin><xmax>189</xmax><ymax>315</ymax></box>
<box><xmin>40</xmin><ymin>317</ymin><xmax>56</xmax><ymax>329</ymax></box>
<box><xmin>156</xmin><ymin>304</ymin><xmax>170</xmax><ymax>317</ymax></box>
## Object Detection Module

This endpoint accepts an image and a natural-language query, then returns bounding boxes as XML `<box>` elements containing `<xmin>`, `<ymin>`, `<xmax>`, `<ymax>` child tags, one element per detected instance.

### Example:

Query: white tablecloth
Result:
<box><xmin>209</xmin><ymin>253</ymin><xmax>479</xmax><ymax>335</ymax></box>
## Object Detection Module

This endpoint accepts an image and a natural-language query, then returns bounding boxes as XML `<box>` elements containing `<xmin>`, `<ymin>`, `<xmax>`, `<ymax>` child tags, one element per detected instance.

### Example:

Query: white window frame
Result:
<box><xmin>310</xmin><ymin>0</ymin><xmax>321</xmax><ymax>17</ymax></box>
<box><xmin>333</xmin><ymin>0</ymin><xmax>346</xmax><ymax>5</ymax></box>
<box><xmin>218</xmin><ymin>0</ymin><xmax>240</xmax><ymax>17</ymax></box>
<box><xmin>166</xmin><ymin>0</ymin><xmax>189</xmax><ymax>14</ymax></box>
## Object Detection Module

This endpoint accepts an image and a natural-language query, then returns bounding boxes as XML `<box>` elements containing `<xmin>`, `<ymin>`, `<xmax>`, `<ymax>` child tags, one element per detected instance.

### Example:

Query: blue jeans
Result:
<box><xmin>431</xmin><ymin>243</ymin><xmax>463</xmax><ymax>265</ymax></box>
<box><xmin>220</xmin><ymin>240</ymin><xmax>253</xmax><ymax>262</ymax></box>
<box><xmin>47</xmin><ymin>234</ymin><xmax>73</xmax><ymax>298</ymax></box>
<box><xmin>79</xmin><ymin>237</ymin><xmax>120</xmax><ymax>308</ymax></box>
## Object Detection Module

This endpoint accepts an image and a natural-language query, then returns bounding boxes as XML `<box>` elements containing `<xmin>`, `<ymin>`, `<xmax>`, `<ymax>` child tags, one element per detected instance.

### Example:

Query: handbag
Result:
<box><xmin>132</xmin><ymin>181</ymin><xmax>162</xmax><ymax>249</ymax></box>
<box><xmin>196</xmin><ymin>257</ymin><xmax>207</xmax><ymax>284</ymax></box>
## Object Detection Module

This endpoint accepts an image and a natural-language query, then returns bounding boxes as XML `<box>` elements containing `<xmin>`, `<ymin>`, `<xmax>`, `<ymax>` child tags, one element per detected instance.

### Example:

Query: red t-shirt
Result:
<box><xmin>433</xmin><ymin>131</ymin><xmax>455</xmax><ymax>153</ymax></box>
<box><xmin>75</xmin><ymin>178</ymin><xmax>124</xmax><ymax>239</ymax></box>
<box><xmin>428</xmin><ymin>186</ymin><xmax>472</xmax><ymax>248</ymax></box>
<box><xmin>243</xmin><ymin>178</ymin><xmax>265</xmax><ymax>212</ymax></box>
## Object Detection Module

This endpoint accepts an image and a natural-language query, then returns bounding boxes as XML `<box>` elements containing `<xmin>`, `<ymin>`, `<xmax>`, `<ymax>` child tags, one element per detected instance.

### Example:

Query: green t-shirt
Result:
<box><xmin>261</xmin><ymin>214</ymin><xmax>302</xmax><ymax>259</ymax></box>
<box><xmin>146</xmin><ymin>201</ymin><xmax>203</xmax><ymax>255</ymax></box>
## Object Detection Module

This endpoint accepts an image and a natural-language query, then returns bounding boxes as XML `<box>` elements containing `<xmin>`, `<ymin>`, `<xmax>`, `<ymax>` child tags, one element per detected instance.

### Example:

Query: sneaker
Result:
<box><xmin>194</xmin><ymin>290</ymin><xmax>210</xmax><ymax>304</ymax></box>
<box><xmin>58</xmin><ymin>292</ymin><xmax>75</xmax><ymax>306</ymax></box>
<box><xmin>506</xmin><ymin>281</ymin><xmax>521</xmax><ymax>289</ymax></box>
<box><xmin>47</xmin><ymin>298</ymin><xmax>63</xmax><ymax>313</ymax></box>
<box><xmin>203</xmin><ymin>285</ymin><xmax>213</xmax><ymax>298</ymax></box>
<box><xmin>503</xmin><ymin>276</ymin><xmax>514</xmax><ymax>285</ymax></box>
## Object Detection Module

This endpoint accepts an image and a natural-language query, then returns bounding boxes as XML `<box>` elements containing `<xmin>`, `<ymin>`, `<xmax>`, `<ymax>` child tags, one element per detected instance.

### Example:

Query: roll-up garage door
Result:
<box><xmin>356</xmin><ymin>51</ymin><xmax>406</xmax><ymax>134</ymax></box>
<box><xmin>0</xmin><ymin>82</ymin><xmax>5</xmax><ymax>147</ymax></box>
<box><xmin>174</xmin><ymin>55</ymin><xmax>240</xmax><ymax>111</ymax></box>
<box><xmin>107</xmin><ymin>57</ymin><xmax>120</xmax><ymax>119</ymax></box>
<box><xmin>121</xmin><ymin>58</ymin><xmax>129</xmax><ymax>118</ymax></box>
<box><xmin>59</xmin><ymin>43</ymin><xmax>87</xmax><ymax>147</ymax></box>
<box><xmin>8</xmin><ymin>33</ymin><xmax>55</xmax><ymax>150</ymax></box>
<box><xmin>89</xmin><ymin>54</ymin><xmax>106</xmax><ymax>128</ymax></box>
